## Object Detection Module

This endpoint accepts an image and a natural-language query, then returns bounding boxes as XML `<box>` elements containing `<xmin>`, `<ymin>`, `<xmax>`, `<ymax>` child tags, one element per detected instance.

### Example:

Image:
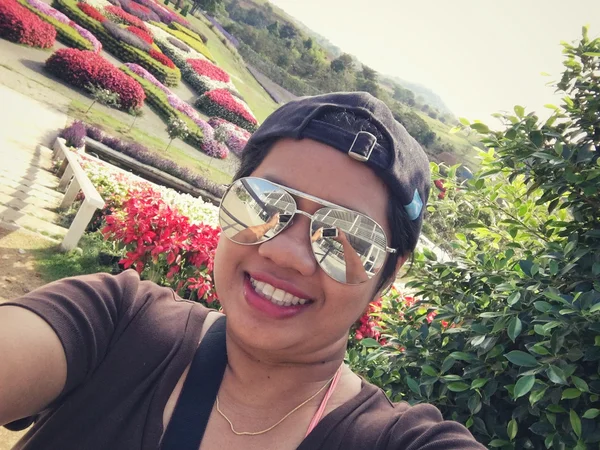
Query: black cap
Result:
<box><xmin>247</xmin><ymin>92</ymin><xmax>431</xmax><ymax>226</ymax></box>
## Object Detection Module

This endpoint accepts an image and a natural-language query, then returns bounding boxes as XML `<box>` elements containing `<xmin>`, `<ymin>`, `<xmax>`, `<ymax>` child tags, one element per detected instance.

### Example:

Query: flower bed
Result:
<box><xmin>149</xmin><ymin>48</ymin><xmax>174</xmax><ymax>68</ymax></box>
<box><xmin>181</xmin><ymin>58</ymin><xmax>238</xmax><ymax>95</ymax></box>
<box><xmin>104</xmin><ymin>4</ymin><xmax>147</xmax><ymax>31</ymax></box>
<box><xmin>169</xmin><ymin>21</ymin><xmax>207</xmax><ymax>44</ymax></box>
<box><xmin>102</xmin><ymin>187</ymin><xmax>219</xmax><ymax>304</ymax></box>
<box><xmin>54</xmin><ymin>0</ymin><xmax>181</xmax><ymax>86</ymax></box>
<box><xmin>149</xmin><ymin>21</ymin><xmax>213</xmax><ymax>61</ymax></box>
<box><xmin>196</xmin><ymin>89</ymin><xmax>257</xmax><ymax>132</ymax></box>
<box><xmin>119</xmin><ymin>0</ymin><xmax>160</xmax><ymax>22</ymax></box>
<box><xmin>15</xmin><ymin>0</ymin><xmax>100</xmax><ymax>51</ymax></box>
<box><xmin>127</xmin><ymin>24</ymin><xmax>152</xmax><ymax>44</ymax></box>
<box><xmin>134</xmin><ymin>0</ymin><xmax>187</xmax><ymax>26</ymax></box>
<box><xmin>209</xmin><ymin>118</ymin><xmax>250</xmax><ymax>156</ymax></box>
<box><xmin>205</xmin><ymin>14</ymin><xmax>238</xmax><ymax>47</ymax></box>
<box><xmin>46</xmin><ymin>48</ymin><xmax>145</xmax><ymax>111</ymax></box>
<box><xmin>80</xmin><ymin>121</ymin><xmax>224</xmax><ymax>196</ymax></box>
<box><xmin>122</xmin><ymin>64</ymin><xmax>229</xmax><ymax>159</ymax></box>
<box><xmin>103</xmin><ymin>20</ymin><xmax>150</xmax><ymax>51</ymax></box>
<box><xmin>0</xmin><ymin>0</ymin><xmax>56</xmax><ymax>48</ymax></box>
<box><xmin>77</xmin><ymin>2</ymin><xmax>107</xmax><ymax>21</ymax></box>
<box><xmin>77</xmin><ymin>145</ymin><xmax>222</xmax><ymax>216</ymax></box>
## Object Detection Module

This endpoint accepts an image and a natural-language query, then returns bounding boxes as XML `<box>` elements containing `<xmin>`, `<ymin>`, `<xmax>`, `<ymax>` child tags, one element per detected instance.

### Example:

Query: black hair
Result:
<box><xmin>234</xmin><ymin>111</ymin><xmax>421</xmax><ymax>295</ymax></box>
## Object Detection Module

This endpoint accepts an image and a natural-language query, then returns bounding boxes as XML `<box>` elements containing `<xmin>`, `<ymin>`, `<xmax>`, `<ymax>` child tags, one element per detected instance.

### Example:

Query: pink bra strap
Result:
<box><xmin>304</xmin><ymin>365</ymin><xmax>343</xmax><ymax>437</ymax></box>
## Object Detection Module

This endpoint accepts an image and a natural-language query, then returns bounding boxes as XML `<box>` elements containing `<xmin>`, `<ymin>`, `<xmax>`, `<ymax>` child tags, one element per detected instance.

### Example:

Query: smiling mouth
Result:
<box><xmin>246</xmin><ymin>274</ymin><xmax>313</xmax><ymax>307</ymax></box>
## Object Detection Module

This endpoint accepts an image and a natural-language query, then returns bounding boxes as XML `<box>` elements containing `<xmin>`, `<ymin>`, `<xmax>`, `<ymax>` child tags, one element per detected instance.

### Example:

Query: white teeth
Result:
<box><xmin>271</xmin><ymin>288</ymin><xmax>286</xmax><ymax>302</ymax></box>
<box><xmin>249</xmin><ymin>277</ymin><xmax>308</xmax><ymax>307</ymax></box>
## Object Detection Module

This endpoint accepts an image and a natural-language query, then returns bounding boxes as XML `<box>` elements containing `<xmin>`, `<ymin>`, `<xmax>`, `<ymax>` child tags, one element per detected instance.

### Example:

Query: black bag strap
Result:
<box><xmin>161</xmin><ymin>315</ymin><xmax>227</xmax><ymax>450</ymax></box>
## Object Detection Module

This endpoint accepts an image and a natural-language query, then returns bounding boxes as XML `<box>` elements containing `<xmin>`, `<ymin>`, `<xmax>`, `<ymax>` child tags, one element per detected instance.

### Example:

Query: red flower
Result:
<box><xmin>202</xmin><ymin>89</ymin><xmax>257</xmax><ymax>125</ymax></box>
<box><xmin>426</xmin><ymin>310</ymin><xmax>438</xmax><ymax>324</ymax></box>
<box><xmin>438</xmin><ymin>191</ymin><xmax>446</xmax><ymax>200</ymax></box>
<box><xmin>0</xmin><ymin>0</ymin><xmax>56</xmax><ymax>48</ymax></box>
<box><xmin>45</xmin><ymin>48</ymin><xmax>146</xmax><ymax>110</ymax></box>
<box><xmin>441</xmin><ymin>320</ymin><xmax>449</xmax><ymax>328</ymax></box>
<box><xmin>77</xmin><ymin>2</ymin><xmax>107</xmax><ymax>22</ymax></box>
<box><xmin>186</xmin><ymin>58</ymin><xmax>230</xmax><ymax>83</ymax></box>
<box><xmin>105</xmin><ymin>5</ymin><xmax>148</xmax><ymax>31</ymax></box>
<box><xmin>434</xmin><ymin>179</ymin><xmax>445</xmax><ymax>191</ymax></box>
<box><xmin>149</xmin><ymin>48</ymin><xmax>175</xmax><ymax>68</ymax></box>
<box><xmin>127</xmin><ymin>25</ymin><xmax>153</xmax><ymax>44</ymax></box>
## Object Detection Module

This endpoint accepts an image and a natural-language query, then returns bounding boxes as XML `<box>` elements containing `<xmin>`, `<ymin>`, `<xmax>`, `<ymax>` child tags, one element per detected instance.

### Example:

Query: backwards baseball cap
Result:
<box><xmin>246</xmin><ymin>91</ymin><xmax>431</xmax><ymax>227</ymax></box>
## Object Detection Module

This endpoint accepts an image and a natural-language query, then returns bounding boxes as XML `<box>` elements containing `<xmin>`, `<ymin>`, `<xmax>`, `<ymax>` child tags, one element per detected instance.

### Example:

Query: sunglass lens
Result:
<box><xmin>310</xmin><ymin>208</ymin><xmax>388</xmax><ymax>284</ymax></box>
<box><xmin>220</xmin><ymin>178</ymin><xmax>295</xmax><ymax>244</ymax></box>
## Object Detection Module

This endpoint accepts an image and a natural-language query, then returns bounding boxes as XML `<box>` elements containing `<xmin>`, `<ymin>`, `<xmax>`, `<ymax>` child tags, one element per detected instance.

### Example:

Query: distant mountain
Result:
<box><xmin>385</xmin><ymin>75</ymin><xmax>453</xmax><ymax>116</ymax></box>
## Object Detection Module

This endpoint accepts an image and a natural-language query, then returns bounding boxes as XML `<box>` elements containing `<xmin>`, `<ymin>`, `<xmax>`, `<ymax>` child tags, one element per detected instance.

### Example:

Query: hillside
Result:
<box><xmin>211</xmin><ymin>0</ymin><xmax>480</xmax><ymax>169</ymax></box>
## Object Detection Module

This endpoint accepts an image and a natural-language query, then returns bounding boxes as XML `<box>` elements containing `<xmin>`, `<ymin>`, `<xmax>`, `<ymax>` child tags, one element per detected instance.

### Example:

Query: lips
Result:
<box><xmin>243</xmin><ymin>273</ymin><xmax>313</xmax><ymax>319</ymax></box>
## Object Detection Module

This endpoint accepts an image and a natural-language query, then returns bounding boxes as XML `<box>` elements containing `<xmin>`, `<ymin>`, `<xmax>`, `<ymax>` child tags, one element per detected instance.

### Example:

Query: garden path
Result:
<box><xmin>0</xmin><ymin>84</ymin><xmax>69</xmax><ymax>240</ymax></box>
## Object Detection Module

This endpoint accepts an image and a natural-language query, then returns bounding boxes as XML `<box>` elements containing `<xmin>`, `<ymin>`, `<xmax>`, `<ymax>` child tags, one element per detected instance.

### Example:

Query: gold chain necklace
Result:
<box><xmin>215</xmin><ymin>366</ymin><xmax>341</xmax><ymax>436</ymax></box>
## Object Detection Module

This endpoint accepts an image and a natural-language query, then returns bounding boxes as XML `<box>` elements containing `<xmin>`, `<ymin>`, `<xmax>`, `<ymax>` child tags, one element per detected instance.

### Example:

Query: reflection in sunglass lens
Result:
<box><xmin>310</xmin><ymin>208</ymin><xmax>388</xmax><ymax>284</ymax></box>
<box><xmin>219</xmin><ymin>178</ymin><xmax>295</xmax><ymax>244</ymax></box>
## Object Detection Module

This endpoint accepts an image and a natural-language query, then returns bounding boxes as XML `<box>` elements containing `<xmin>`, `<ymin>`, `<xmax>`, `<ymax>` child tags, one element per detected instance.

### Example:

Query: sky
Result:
<box><xmin>268</xmin><ymin>0</ymin><xmax>600</xmax><ymax>122</ymax></box>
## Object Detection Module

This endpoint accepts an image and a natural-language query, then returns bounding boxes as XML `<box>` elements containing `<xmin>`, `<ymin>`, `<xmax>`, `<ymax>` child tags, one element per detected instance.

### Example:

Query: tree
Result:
<box><xmin>303</xmin><ymin>37</ymin><xmax>313</xmax><ymax>50</ymax></box>
<box><xmin>192</xmin><ymin>0</ymin><xmax>221</xmax><ymax>15</ymax></box>
<box><xmin>267</xmin><ymin>21</ymin><xmax>279</xmax><ymax>36</ymax></box>
<box><xmin>278</xmin><ymin>23</ymin><xmax>297</xmax><ymax>40</ymax></box>
<box><xmin>330</xmin><ymin>53</ymin><xmax>353</xmax><ymax>72</ymax></box>
<box><xmin>349</xmin><ymin>28</ymin><xmax>600</xmax><ymax>450</ymax></box>
<box><xmin>361</xmin><ymin>65</ymin><xmax>378</xmax><ymax>81</ymax></box>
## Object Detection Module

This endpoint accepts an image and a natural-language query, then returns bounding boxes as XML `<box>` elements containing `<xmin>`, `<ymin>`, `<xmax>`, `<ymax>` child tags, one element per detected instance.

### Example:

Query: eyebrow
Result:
<box><xmin>261</xmin><ymin>174</ymin><xmax>369</xmax><ymax>216</ymax></box>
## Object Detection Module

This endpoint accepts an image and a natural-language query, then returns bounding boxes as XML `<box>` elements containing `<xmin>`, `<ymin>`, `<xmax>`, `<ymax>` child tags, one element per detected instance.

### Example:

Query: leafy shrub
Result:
<box><xmin>60</xmin><ymin>120</ymin><xmax>87</xmax><ymax>148</ymax></box>
<box><xmin>86</xmin><ymin>83</ymin><xmax>121</xmax><ymax>110</ymax></box>
<box><xmin>104</xmin><ymin>5</ymin><xmax>147</xmax><ymax>31</ymax></box>
<box><xmin>166</xmin><ymin>35</ymin><xmax>190</xmax><ymax>52</ymax></box>
<box><xmin>126</xmin><ymin>24</ymin><xmax>153</xmax><ymax>44</ymax></box>
<box><xmin>170</xmin><ymin>21</ymin><xmax>207</xmax><ymax>43</ymax></box>
<box><xmin>45</xmin><ymin>48</ymin><xmax>145</xmax><ymax>110</ymax></box>
<box><xmin>195</xmin><ymin>89</ymin><xmax>257</xmax><ymax>132</ymax></box>
<box><xmin>149</xmin><ymin>48</ymin><xmax>175</xmax><ymax>68</ymax></box>
<box><xmin>179</xmin><ymin>4</ymin><xmax>188</xmax><ymax>16</ymax></box>
<box><xmin>76</xmin><ymin>2</ymin><xmax>106</xmax><ymax>22</ymax></box>
<box><xmin>151</xmin><ymin>20</ymin><xmax>213</xmax><ymax>60</ymax></box>
<box><xmin>350</xmin><ymin>29</ymin><xmax>600</xmax><ymax>450</ymax></box>
<box><xmin>0</xmin><ymin>0</ymin><xmax>56</xmax><ymax>48</ymax></box>
<box><xmin>53</xmin><ymin>0</ymin><xmax>181</xmax><ymax>86</ymax></box>
<box><xmin>16</xmin><ymin>0</ymin><xmax>96</xmax><ymax>51</ymax></box>
<box><xmin>103</xmin><ymin>20</ymin><xmax>151</xmax><ymax>52</ymax></box>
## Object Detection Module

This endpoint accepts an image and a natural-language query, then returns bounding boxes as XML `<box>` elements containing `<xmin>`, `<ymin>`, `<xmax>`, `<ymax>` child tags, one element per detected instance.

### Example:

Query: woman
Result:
<box><xmin>0</xmin><ymin>92</ymin><xmax>484</xmax><ymax>449</ymax></box>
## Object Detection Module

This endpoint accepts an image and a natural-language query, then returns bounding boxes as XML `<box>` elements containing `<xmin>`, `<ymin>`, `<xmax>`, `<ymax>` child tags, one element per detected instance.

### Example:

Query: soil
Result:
<box><xmin>0</xmin><ymin>227</ymin><xmax>52</xmax><ymax>302</ymax></box>
<box><xmin>0</xmin><ymin>227</ymin><xmax>55</xmax><ymax>448</ymax></box>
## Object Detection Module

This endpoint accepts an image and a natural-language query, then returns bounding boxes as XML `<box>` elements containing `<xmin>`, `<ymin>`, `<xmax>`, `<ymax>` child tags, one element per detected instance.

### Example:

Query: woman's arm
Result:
<box><xmin>0</xmin><ymin>306</ymin><xmax>67</xmax><ymax>426</ymax></box>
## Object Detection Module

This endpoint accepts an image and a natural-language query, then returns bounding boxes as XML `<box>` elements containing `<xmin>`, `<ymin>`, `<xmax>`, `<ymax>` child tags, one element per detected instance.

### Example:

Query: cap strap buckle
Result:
<box><xmin>348</xmin><ymin>131</ymin><xmax>377</xmax><ymax>162</ymax></box>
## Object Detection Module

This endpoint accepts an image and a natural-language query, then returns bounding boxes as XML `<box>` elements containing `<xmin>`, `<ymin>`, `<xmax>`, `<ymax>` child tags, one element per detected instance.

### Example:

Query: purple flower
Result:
<box><xmin>60</xmin><ymin>120</ymin><xmax>86</xmax><ymax>148</ymax></box>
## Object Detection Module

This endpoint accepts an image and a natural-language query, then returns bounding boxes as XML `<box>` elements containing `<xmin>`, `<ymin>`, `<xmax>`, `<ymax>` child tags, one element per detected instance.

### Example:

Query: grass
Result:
<box><xmin>185</xmin><ymin>13</ymin><xmax>279</xmax><ymax>122</ymax></box>
<box><xmin>68</xmin><ymin>99</ymin><xmax>233</xmax><ymax>185</ymax></box>
<box><xmin>33</xmin><ymin>232</ymin><xmax>114</xmax><ymax>282</ymax></box>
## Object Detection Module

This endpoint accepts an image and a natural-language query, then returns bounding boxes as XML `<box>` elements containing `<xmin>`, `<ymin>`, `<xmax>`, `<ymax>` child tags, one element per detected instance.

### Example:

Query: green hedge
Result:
<box><xmin>53</xmin><ymin>0</ymin><xmax>181</xmax><ymax>87</ymax></box>
<box><xmin>150</xmin><ymin>21</ymin><xmax>214</xmax><ymax>61</ymax></box>
<box><xmin>169</xmin><ymin>21</ymin><xmax>207</xmax><ymax>44</ymax></box>
<box><xmin>121</xmin><ymin>66</ymin><xmax>203</xmax><ymax>148</ymax></box>
<box><xmin>16</xmin><ymin>0</ymin><xmax>94</xmax><ymax>51</ymax></box>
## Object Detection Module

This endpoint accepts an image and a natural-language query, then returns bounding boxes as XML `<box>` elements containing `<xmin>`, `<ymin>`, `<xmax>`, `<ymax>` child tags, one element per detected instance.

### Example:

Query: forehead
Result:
<box><xmin>250</xmin><ymin>138</ymin><xmax>391</xmax><ymax>232</ymax></box>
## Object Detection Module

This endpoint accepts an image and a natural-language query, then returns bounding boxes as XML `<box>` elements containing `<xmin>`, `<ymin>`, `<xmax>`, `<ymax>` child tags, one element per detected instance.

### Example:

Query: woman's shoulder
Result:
<box><xmin>309</xmin><ymin>380</ymin><xmax>485</xmax><ymax>450</ymax></box>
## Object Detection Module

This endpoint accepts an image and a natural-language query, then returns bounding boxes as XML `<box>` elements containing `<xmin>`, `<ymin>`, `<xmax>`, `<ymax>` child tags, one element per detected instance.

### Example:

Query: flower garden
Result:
<box><xmin>1</xmin><ymin>4</ymin><xmax>600</xmax><ymax>447</ymax></box>
<box><xmin>0</xmin><ymin>0</ymin><xmax>255</xmax><ymax>160</ymax></box>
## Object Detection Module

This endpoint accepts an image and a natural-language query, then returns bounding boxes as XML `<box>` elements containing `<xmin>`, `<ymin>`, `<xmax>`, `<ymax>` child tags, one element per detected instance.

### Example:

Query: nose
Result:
<box><xmin>257</xmin><ymin>215</ymin><xmax>318</xmax><ymax>277</ymax></box>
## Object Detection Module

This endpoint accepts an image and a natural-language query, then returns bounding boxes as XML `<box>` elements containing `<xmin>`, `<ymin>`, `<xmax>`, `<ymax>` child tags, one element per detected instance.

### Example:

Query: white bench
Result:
<box><xmin>52</xmin><ymin>138</ymin><xmax>105</xmax><ymax>251</ymax></box>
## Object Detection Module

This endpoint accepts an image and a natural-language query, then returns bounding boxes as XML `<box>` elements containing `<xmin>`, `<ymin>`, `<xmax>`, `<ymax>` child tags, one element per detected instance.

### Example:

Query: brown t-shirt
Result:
<box><xmin>1</xmin><ymin>271</ymin><xmax>484</xmax><ymax>450</ymax></box>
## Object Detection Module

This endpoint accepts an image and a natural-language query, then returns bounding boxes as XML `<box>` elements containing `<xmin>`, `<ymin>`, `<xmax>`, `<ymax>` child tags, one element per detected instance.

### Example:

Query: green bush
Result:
<box><xmin>351</xmin><ymin>28</ymin><xmax>600</xmax><ymax>450</ymax></box>
<box><xmin>121</xmin><ymin>66</ymin><xmax>203</xmax><ymax>148</ymax></box>
<box><xmin>53</xmin><ymin>0</ymin><xmax>181</xmax><ymax>86</ymax></box>
<box><xmin>150</xmin><ymin>21</ymin><xmax>214</xmax><ymax>61</ymax></box>
<box><xmin>179</xmin><ymin>5</ymin><xmax>189</xmax><ymax>17</ymax></box>
<box><xmin>16</xmin><ymin>0</ymin><xmax>93</xmax><ymax>51</ymax></box>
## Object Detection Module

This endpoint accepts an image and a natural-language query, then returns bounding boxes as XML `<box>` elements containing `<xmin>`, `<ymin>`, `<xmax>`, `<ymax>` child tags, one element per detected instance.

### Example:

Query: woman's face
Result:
<box><xmin>213</xmin><ymin>138</ymin><xmax>393</xmax><ymax>361</ymax></box>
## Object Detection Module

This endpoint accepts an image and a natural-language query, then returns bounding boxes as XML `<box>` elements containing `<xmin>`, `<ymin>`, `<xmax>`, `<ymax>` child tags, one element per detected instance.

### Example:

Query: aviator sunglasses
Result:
<box><xmin>218</xmin><ymin>177</ymin><xmax>397</xmax><ymax>285</ymax></box>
